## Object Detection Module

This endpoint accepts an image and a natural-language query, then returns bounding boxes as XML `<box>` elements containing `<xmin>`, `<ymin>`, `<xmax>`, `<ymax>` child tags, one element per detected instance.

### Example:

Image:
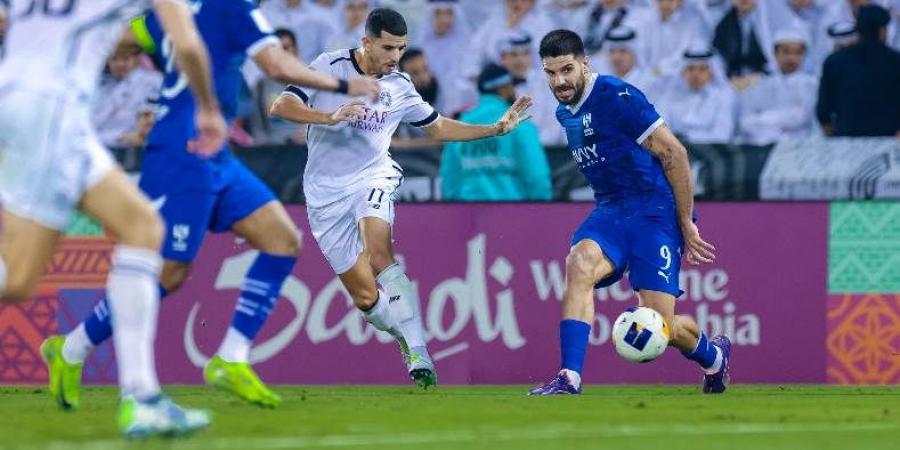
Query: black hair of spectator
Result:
<box><xmin>274</xmin><ymin>28</ymin><xmax>297</xmax><ymax>48</ymax></box>
<box><xmin>366</xmin><ymin>8</ymin><xmax>408</xmax><ymax>38</ymax></box>
<box><xmin>856</xmin><ymin>4</ymin><xmax>891</xmax><ymax>41</ymax></box>
<box><xmin>399</xmin><ymin>48</ymin><xmax>424</xmax><ymax>71</ymax></box>
<box><xmin>539</xmin><ymin>30</ymin><xmax>585</xmax><ymax>59</ymax></box>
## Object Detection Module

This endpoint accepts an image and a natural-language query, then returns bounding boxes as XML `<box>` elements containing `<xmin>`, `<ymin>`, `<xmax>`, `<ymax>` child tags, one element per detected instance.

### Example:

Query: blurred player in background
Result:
<box><xmin>0</xmin><ymin>0</ymin><xmax>225</xmax><ymax>437</ymax></box>
<box><xmin>270</xmin><ymin>8</ymin><xmax>533</xmax><ymax>389</ymax></box>
<box><xmin>42</xmin><ymin>0</ymin><xmax>380</xmax><ymax>411</ymax></box>
<box><xmin>528</xmin><ymin>30</ymin><xmax>728</xmax><ymax>396</ymax></box>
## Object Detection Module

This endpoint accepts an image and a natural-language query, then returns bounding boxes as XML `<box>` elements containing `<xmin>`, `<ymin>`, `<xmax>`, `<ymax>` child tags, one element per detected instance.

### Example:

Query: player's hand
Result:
<box><xmin>494</xmin><ymin>96</ymin><xmax>534</xmax><ymax>136</ymax></box>
<box><xmin>188</xmin><ymin>107</ymin><xmax>227</xmax><ymax>157</ymax></box>
<box><xmin>347</xmin><ymin>76</ymin><xmax>380</xmax><ymax>100</ymax></box>
<box><xmin>682</xmin><ymin>222</ymin><xmax>716</xmax><ymax>265</ymax></box>
<box><xmin>328</xmin><ymin>99</ymin><xmax>365</xmax><ymax>125</ymax></box>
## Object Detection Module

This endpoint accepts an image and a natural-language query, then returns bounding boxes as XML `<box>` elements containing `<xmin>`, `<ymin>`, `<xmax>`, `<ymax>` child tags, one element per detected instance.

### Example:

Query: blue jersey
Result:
<box><xmin>557</xmin><ymin>75</ymin><xmax>673</xmax><ymax>214</ymax></box>
<box><xmin>140</xmin><ymin>0</ymin><xmax>277</xmax><ymax>154</ymax></box>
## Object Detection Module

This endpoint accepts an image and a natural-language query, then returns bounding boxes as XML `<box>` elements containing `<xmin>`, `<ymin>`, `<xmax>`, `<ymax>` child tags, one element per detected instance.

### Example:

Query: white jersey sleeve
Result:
<box><xmin>397</xmin><ymin>77</ymin><xmax>440</xmax><ymax>128</ymax></box>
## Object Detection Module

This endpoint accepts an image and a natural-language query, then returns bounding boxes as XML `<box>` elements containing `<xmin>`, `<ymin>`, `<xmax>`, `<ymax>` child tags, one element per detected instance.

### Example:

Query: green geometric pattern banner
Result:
<box><xmin>829</xmin><ymin>202</ymin><xmax>900</xmax><ymax>293</ymax></box>
<box><xmin>64</xmin><ymin>212</ymin><xmax>104</xmax><ymax>237</ymax></box>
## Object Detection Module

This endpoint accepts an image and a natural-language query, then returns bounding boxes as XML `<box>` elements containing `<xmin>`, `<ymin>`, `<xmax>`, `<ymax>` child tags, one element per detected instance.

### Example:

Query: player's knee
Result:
<box><xmin>666</xmin><ymin>318</ymin><xmax>686</xmax><ymax>344</ymax></box>
<box><xmin>348</xmin><ymin>283</ymin><xmax>379</xmax><ymax>310</ymax></box>
<box><xmin>160</xmin><ymin>262</ymin><xmax>192</xmax><ymax>293</ymax></box>
<box><xmin>117</xmin><ymin>203</ymin><xmax>164</xmax><ymax>250</ymax></box>
<box><xmin>276</xmin><ymin>228</ymin><xmax>302</xmax><ymax>257</ymax></box>
<box><xmin>2</xmin><ymin>270</ymin><xmax>40</xmax><ymax>303</ymax></box>
<box><xmin>257</xmin><ymin>222</ymin><xmax>302</xmax><ymax>257</ymax></box>
<box><xmin>368</xmin><ymin>249</ymin><xmax>394</xmax><ymax>274</ymax></box>
<box><xmin>566</xmin><ymin>246</ymin><xmax>604</xmax><ymax>282</ymax></box>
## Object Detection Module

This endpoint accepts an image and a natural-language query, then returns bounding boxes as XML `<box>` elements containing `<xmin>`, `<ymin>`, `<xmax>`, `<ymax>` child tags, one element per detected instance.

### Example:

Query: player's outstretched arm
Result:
<box><xmin>153</xmin><ymin>0</ymin><xmax>225</xmax><ymax>155</ymax></box>
<box><xmin>641</xmin><ymin>124</ymin><xmax>716</xmax><ymax>265</ymax></box>
<box><xmin>254</xmin><ymin>46</ymin><xmax>379</xmax><ymax>99</ymax></box>
<box><xmin>424</xmin><ymin>97</ymin><xmax>534</xmax><ymax>142</ymax></box>
<box><xmin>269</xmin><ymin>93</ymin><xmax>365</xmax><ymax>126</ymax></box>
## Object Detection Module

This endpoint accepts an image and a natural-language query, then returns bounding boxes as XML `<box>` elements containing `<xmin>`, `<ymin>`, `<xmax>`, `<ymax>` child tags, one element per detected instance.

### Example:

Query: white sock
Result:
<box><xmin>217</xmin><ymin>327</ymin><xmax>252</xmax><ymax>363</ymax></box>
<box><xmin>561</xmin><ymin>369</ymin><xmax>582</xmax><ymax>389</ymax></box>
<box><xmin>62</xmin><ymin>323</ymin><xmax>94</xmax><ymax>364</ymax></box>
<box><xmin>361</xmin><ymin>290</ymin><xmax>401</xmax><ymax>338</ymax></box>
<box><xmin>107</xmin><ymin>245</ymin><xmax>162</xmax><ymax>400</ymax></box>
<box><xmin>704</xmin><ymin>346</ymin><xmax>724</xmax><ymax>375</ymax></box>
<box><xmin>377</xmin><ymin>264</ymin><xmax>426</xmax><ymax>348</ymax></box>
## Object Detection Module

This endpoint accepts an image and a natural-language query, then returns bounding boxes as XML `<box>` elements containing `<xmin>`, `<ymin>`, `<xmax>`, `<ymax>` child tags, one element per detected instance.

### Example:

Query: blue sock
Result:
<box><xmin>681</xmin><ymin>332</ymin><xmax>719</xmax><ymax>369</ymax></box>
<box><xmin>230</xmin><ymin>252</ymin><xmax>296</xmax><ymax>340</ymax></box>
<box><xmin>82</xmin><ymin>284</ymin><xmax>168</xmax><ymax>346</ymax></box>
<box><xmin>559</xmin><ymin>319</ymin><xmax>591</xmax><ymax>374</ymax></box>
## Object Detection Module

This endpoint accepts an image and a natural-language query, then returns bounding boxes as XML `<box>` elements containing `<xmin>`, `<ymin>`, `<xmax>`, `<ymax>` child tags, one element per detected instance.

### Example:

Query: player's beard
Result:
<box><xmin>553</xmin><ymin>72</ymin><xmax>586</xmax><ymax>105</ymax></box>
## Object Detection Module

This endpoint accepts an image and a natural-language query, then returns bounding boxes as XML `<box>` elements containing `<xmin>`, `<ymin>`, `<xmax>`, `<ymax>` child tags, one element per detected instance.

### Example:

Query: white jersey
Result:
<box><xmin>0</xmin><ymin>0</ymin><xmax>152</xmax><ymax>99</ymax></box>
<box><xmin>284</xmin><ymin>48</ymin><xmax>439</xmax><ymax>207</ymax></box>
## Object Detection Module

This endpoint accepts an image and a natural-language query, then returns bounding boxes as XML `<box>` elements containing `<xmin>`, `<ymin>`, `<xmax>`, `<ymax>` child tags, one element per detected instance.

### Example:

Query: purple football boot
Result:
<box><xmin>528</xmin><ymin>370</ymin><xmax>582</xmax><ymax>395</ymax></box>
<box><xmin>703</xmin><ymin>335</ymin><xmax>731</xmax><ymax>394</ymax></box>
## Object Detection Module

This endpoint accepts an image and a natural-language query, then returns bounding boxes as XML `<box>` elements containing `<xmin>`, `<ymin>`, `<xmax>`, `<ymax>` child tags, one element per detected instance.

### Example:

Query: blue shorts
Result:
<box><xmin>571</xmin><ymin>206</ymin><xmax>684</xmax><ymax>297</ymax></box>
<box><xmin>139</xmin><ymin>148</ymin><xmax>276</xmax><ymax>262</ymax></box>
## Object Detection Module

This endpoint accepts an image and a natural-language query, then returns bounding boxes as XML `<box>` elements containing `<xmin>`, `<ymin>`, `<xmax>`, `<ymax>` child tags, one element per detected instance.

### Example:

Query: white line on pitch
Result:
<box><xmin>34</xmin><ymin>422</ymin><xmax>900</xmax><ymax>450</ymax></box>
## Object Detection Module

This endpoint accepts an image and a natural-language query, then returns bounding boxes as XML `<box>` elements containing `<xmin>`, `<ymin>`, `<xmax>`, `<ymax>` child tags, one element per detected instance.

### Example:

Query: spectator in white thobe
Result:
<box><xmin>601</xmin><ymin>27</ymin><xmax>659</xmax><ymax>94</ymax></box>
<box><xmin>414</xmin><ymin>0</ymin><xmax>478</xmax><ymax>116</ymax></box>
<box><xmin>737</xmin><ymin>29</ymin><xmax>819</xmax><ymax>145</ymax></box>
<box><xmin>654</xmin><ymin>47</ymin><xmax>737</xmax><ymax>144</ymax></box>
<box><xmin>632</xmin><ymin>0</ymin><xmax>711</xmax><ymax>77</ymax></box>
<box><xmin>463</xmin><ymin>0</ymin><xmax>556</xmax><ymax>79</ymax></box>
<box><xmin>325</xmin><ymin>0</ymin><xmax>372</xmax><ymax>52</ymax></box>
<box><xmin>92</xmin><ymin>46</ymin><xmax>162</xmax><ymax>148</ymax></box>
<box><xmin>498</xmin><ymin>32</ymin><xmax>566</xmax><ymax>146</ymax></box>
<box><xmin>260</xmin><ymin>0</ymin><xmax>336</xmax><ymax>64</ymax></box>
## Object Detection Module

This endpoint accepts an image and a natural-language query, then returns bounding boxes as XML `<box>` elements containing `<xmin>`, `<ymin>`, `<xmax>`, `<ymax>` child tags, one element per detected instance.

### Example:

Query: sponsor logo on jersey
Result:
<box><xmin>571</xmin><ymin>143</ymin><xmax>599</xmax><ymax>165</ymax></box>
<box><xmin>348</xmin><ymin>106</ymin><xmax>388</xmax><ymax>133</ymax></box>
<box><xmin>582</xmin><ymin>113</ymin><xmax>594</xmax><ymax>136</ymax></box>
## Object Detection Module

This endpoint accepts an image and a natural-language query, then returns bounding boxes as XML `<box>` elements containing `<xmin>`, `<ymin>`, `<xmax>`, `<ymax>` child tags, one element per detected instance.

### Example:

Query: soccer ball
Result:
<box><xmin>611</xmin><ymin>306</ymin><xmax>671</xmax><ymax>363</ymax></box>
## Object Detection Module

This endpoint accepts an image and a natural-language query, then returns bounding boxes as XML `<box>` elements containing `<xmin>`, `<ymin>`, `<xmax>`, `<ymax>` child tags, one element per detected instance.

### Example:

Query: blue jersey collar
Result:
<box><xmin>565</xmin><ymin>73</ymin><xmax>598</xmax><ymax>115</ymax></box>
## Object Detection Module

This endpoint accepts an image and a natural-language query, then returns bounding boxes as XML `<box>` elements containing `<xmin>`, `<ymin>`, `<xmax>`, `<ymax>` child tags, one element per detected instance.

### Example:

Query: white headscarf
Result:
<box><xmin>413</xmin><ymin>1</ymin><xmax>477</xmax><ymax>114</ymax></box>
<box><xmin>414</xmin><ymin>1</ymin><xmax>472</xmax><ymax>76</ymax></box>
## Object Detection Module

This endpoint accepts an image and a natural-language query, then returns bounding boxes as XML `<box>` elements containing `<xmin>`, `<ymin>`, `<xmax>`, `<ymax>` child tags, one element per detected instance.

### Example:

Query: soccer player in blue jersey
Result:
<box><xmin>41</xmin><ymin>0</ymin><xmax>380</xmax><ymax>410</ymax></box>
<box><xmin>528</xmin><ymin>30</ymin><xmax>729</xmax><ymax>395</ymax></box>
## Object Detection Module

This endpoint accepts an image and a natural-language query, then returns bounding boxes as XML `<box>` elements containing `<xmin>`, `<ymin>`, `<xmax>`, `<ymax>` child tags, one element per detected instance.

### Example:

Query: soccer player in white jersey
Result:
<box><xmin>0</xmin><ymin>0</ymin><xmax>226</xmax><ymax>438</ymax></box>
<box><xmin>270</xmin><ymin>7</ymin><xmax>533</xmax><ymax>389</ymax></box>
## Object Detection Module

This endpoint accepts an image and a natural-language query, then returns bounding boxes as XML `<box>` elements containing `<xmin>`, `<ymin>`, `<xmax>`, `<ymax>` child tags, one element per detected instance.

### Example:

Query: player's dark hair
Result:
<box><xmin>399</xmin><ymin>48</ymin><xmax>424</xmax><ymax>71</ymax></box>
<box><xmin>365</xmin><ymin>8</ymin><xmax>408</xmax><ymax>38</ymax></box>
<box><xmin>539</xmin><ymin>29</ymin><xmax>585</xmax><ymax>59</ymax></box>
<box><xmin>274</xmin><ymin>28</ymin><xmax>297</xmax><ymax>47</ymax></box>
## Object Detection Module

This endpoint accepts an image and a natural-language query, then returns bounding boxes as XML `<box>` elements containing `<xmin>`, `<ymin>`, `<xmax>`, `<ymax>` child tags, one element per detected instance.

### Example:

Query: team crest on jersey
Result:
<box><xmin>582</xmin><ymin>113</ymin><xmax>594</xmax><ymax>136</ymax></box>
<box><xmin>379</xmin><ymin>91</ymin><xmax>393</xmax><ymax>107</ymax></box>
<box><xmin>172</xmin><ymin>224</ymin><xmax>191</xmax><ymax>252</ymax></box>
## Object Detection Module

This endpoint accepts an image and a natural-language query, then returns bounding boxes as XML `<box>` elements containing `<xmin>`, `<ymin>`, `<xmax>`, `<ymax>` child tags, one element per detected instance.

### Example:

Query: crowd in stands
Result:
<box><xmin>2</xmin><ymin>0</ymin><xmax>899</xmax><ymax>151</ymax></box>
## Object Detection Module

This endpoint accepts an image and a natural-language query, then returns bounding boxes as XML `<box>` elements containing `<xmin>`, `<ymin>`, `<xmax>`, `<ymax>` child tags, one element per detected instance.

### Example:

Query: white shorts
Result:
<box><xmin>307</xmin><ymin>176</ymin><xmax>401</xmax><ymax>274</ymax></box>
<box><xmin>0</xmin><ymin>89</ymin><xmax>114</xmax><ymax>230</ymax></box>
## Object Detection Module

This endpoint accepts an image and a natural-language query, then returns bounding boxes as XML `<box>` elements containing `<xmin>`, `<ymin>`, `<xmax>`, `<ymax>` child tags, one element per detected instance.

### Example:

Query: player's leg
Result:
<box><xmin>638</xmin><ymin>290</ymin><xmax>730</xmax><ymax>393</ymax></box>
<box><xmin>79</xmin><ymin>168</ymin><xmax>210</xmax><ymax>435</ymax></box>
<box><xmin>530</xmin><ymin>208</ymin><xmax>626</xmax><ymax>395</ymax></box>
<box><xmin>54</xmin><ymin>183</ymin><xmax>215</xmax><ymax>390</ymax></box>
<box><xmin>627</xmin><ymin>215</ymin><xmax>730</xmax><ymax>394</ymax></box>
<box><xmin>0</xmin><ymin>212</ymin><xmax>62</xmax><ymax>302</ymax></box>
<box><xmin>339</xmin><ymin>250</ymin><xmax>404</xmax><ymax>339</ymax></box>
<box><xmin>361</xmin><ymin>216</ymin><xmax>435</xmax><ymax>388</ymax></box>
<box><xmin>203</xmin><ymin>198</ymin><xmax>299</xmax><ymax>408</ymax></box>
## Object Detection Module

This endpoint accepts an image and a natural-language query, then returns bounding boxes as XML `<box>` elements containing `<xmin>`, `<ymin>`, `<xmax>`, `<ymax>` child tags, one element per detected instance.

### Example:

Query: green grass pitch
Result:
<box><xmin>1</xmin><ymin>385</ymin><xmax>898</xmax><ymax>450</ymax></box>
